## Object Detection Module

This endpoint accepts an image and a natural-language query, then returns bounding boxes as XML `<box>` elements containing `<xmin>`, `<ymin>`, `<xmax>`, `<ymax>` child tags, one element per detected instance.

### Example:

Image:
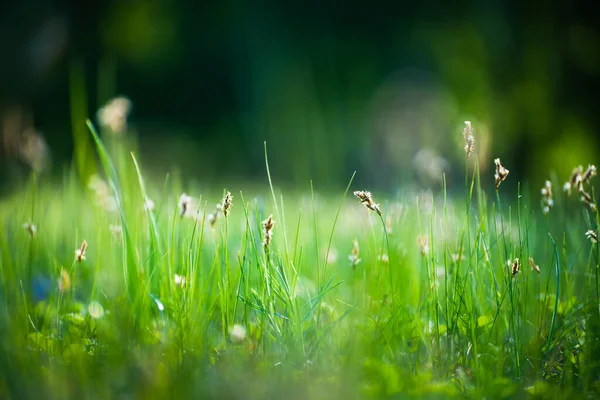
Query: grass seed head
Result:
<box><xmin>97</xmin><ymin>96</ymin><xmax>132</xmax><ymax>134</ymax></box>
<box><xmin>579</xmin><ymin>186</ymin><xmax>596</xmax><ymax>211</ymax></box>
<box><xmin>417</xmin><ymin>235</ymin><xmax>429</xmax><ymax>256</ymax></box>
<box><xmin>583</xmin><ymin>164</ymin><xmax>597</xmax><ymax>183</ymax></box>
<box><xmin>494</xmin><ymin>158</ymin><xmax>509</xmax><ymax>190</ymax></box>
<box><xmin>463</xmin><ymin>121</ymin><xmax>475</xmax><ymax>158</ymax></box>
<box><xmin>178</xmin><ymin>193</ymin><xmax>192</xmax><ymax>218</ymax></box>
<box><xmin>75</xmin><ymin>240</ymin><xmax>87</xmax><ymax>263</ymax></box>
<box><xmin>586</xmin><ymin>230</ymin><xmax>598</xmax><ymax>243</ymax></box>
<box><xmin>222</xmin><ymin>191</ymin><xmax>233</xmax><ymax>218</ymax></box>
<box><xmin>529</xmin><ymin>257</ymin><xmax>541</xmax><ymax>275</ymax></box>
<box><xmin>509</xmin><ymin>258</ymin><xmax>520</xmax><ymax>277</ymax></box>
<box><xmin>349</xmin><ymin>239</ymin><xmax>361</xmax><ymax>268</ymax></box>
<box><xmin>353</xmin><ymin>190</ymin><xmax>381</xmax><ymax>216</ymax></box>
<box><xmin>564</xmin><ymin>166</ymin><xmax>583</xmax><ymax>195</ymax></box>
<box><xmin>23</xmin><ymin>222</ymin><xmax>37</xmax><ymax>238</ymax></box>
<box><xmin>541</xmin><ymin>180</ymin><xmax>554</xmax><ymax>215</ymax></box>
<box><xmin>262</xmin><ymin>214</ymin><xmax>275</xmax><ymax>249</ymax></box>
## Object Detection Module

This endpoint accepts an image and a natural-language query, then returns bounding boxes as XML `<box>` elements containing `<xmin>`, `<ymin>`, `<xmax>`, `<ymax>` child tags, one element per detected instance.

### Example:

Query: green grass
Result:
<box><xmin>1</xmin><ymin>125</ymin><xmax>600</xmax><ymax>399</ymax></box>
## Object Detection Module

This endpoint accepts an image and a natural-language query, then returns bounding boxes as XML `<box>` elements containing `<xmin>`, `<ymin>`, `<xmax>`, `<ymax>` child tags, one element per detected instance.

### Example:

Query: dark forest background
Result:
<box><xmin>1</xmin><ymin>0</ymin><xmax>599</xmax><ymax>190</ymax></box>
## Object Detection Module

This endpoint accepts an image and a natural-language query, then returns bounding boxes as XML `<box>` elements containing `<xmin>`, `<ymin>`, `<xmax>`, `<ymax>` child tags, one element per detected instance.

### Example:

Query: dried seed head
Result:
<box><xmin>353</xmin><ymin>190</ymin><xmax>381</xmax><ymax>216</ymax></box>
<box><xmin>564</xmin><ymin>166</ymin><xmax>584</xmax><ymax>195</ymax></box>
<box><xmin>541</xmin><ymin>180</ymin><xmax>554</xmax><ymax>215</ymax></box>
<box><xmin>75</xmin><ymin>240</ymin><xmax>87</xmax><ymax>263</ymax></box>
<box><xmin>583</xmin><ymin>165</ymin><xmax>597</xmax><ymax>183</ymax></box>
<box><xmin>178</xmin><ymin>193</ymin><xmax>192</xmax><ymax>218</ymax></box>
<box><xmin>509</xmin><ymin>258</ymin><xmax>520</xmax><ymax>277</ymax></box>
<box><xmin>349</xmin><ymin>239</ymin><xmax>361</xmax><ymax>268</ymax></box>
<box><xmin>22</xmin><ymin>222</ymin><xmax>37</xmax><ymax>238</ymax></box>
<box><xmin>58</xmin><ymin>268</ymin><xmax>71</xmax><ymax>293</ymax></box>
<box><xmin>222</xmin><ymin>191</ymin><xmax>233</xmax><ymax>218</ymax></box>
<box><xmin>494</xmin><ymin>158</ymin><xmax>509</xmax><ymax>190</ymax></box>
<box><xmin>586</xmin><ymin>230</ymin><xmax>598</xmax><ymax>243</ymax></box>
<box><xmin>463</xmin><ymin>121</ymin><xmax>475</xmax><ymax>158</ymax></box>
<box><xmin>417</xmin><ymin>235</ymin><xmax>429</xmax><ymax>256</ymax></box>
<box><xmin>262</xmin><ymin>215</ymin><xmax>275</xmax><ymax>249</ymax></box>
<box><xmin>529</xmin><ymin>257</ymin><xmax>541</xmax><ymax>275</ymax></box>
<box><xmin>579</xmin><ymin>186</ymin><xmax>596</xmax><ymax>211</ymax></box>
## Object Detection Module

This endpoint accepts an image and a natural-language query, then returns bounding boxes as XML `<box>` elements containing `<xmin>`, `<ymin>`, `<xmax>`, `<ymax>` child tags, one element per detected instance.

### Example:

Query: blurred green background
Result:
<box><xmin>1</xmin><ymin>0</ymin><xmax>598</xmax><ymax>191</ymax></box>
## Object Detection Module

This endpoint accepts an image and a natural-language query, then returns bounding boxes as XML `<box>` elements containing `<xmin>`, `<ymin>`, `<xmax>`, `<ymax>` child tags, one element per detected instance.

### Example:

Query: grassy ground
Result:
<box><xmin>1</xmin><ymin>124</ymin><xmax>600</xmax><ymax>399</ymax></box>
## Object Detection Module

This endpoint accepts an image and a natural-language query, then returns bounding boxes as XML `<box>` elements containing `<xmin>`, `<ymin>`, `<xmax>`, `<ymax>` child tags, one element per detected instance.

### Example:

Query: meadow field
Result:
<box><xmin>1</xmin><ymin>121</ymin><xmax>599</xmax><ymax>399</ymax></box>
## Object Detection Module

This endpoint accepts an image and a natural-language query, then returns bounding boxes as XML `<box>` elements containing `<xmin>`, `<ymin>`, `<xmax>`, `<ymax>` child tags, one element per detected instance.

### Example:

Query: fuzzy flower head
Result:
<box><xmin>349</xmin><ymin>239</ymin><xmax>361</xmax><ymax>269</ymax></box>
<box><xmin>494</xmin><ymin>158</ymin><xmax>509</xmax><ymax>190</ymax></box>
<box><xmin>353</xmin><ymin>190</ymin><xmax>381</xmax><ymax>216</ymax></box>
<box><xmin>463</xmin><ymin>121</ymin><xmax>475</xmax><ymax>158</ymax></box>
<box><xmin>222</xmin><ymin>191</ymin><xmax>233</xmax><ymax>218</ymax></box>
<box><xmin>97</xmin><ymin>96</ymin><xmax>132</xmax><ymax>134</ymax></box>
<box><xmin>262</xmin><ymin>214</ymin><xmax>275</xmax><ymax>249</ymax></box>
<box><xmin>75</xmin><ymin>240</ymin><xmax>87</xmax><ymax>263</ymax></box>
